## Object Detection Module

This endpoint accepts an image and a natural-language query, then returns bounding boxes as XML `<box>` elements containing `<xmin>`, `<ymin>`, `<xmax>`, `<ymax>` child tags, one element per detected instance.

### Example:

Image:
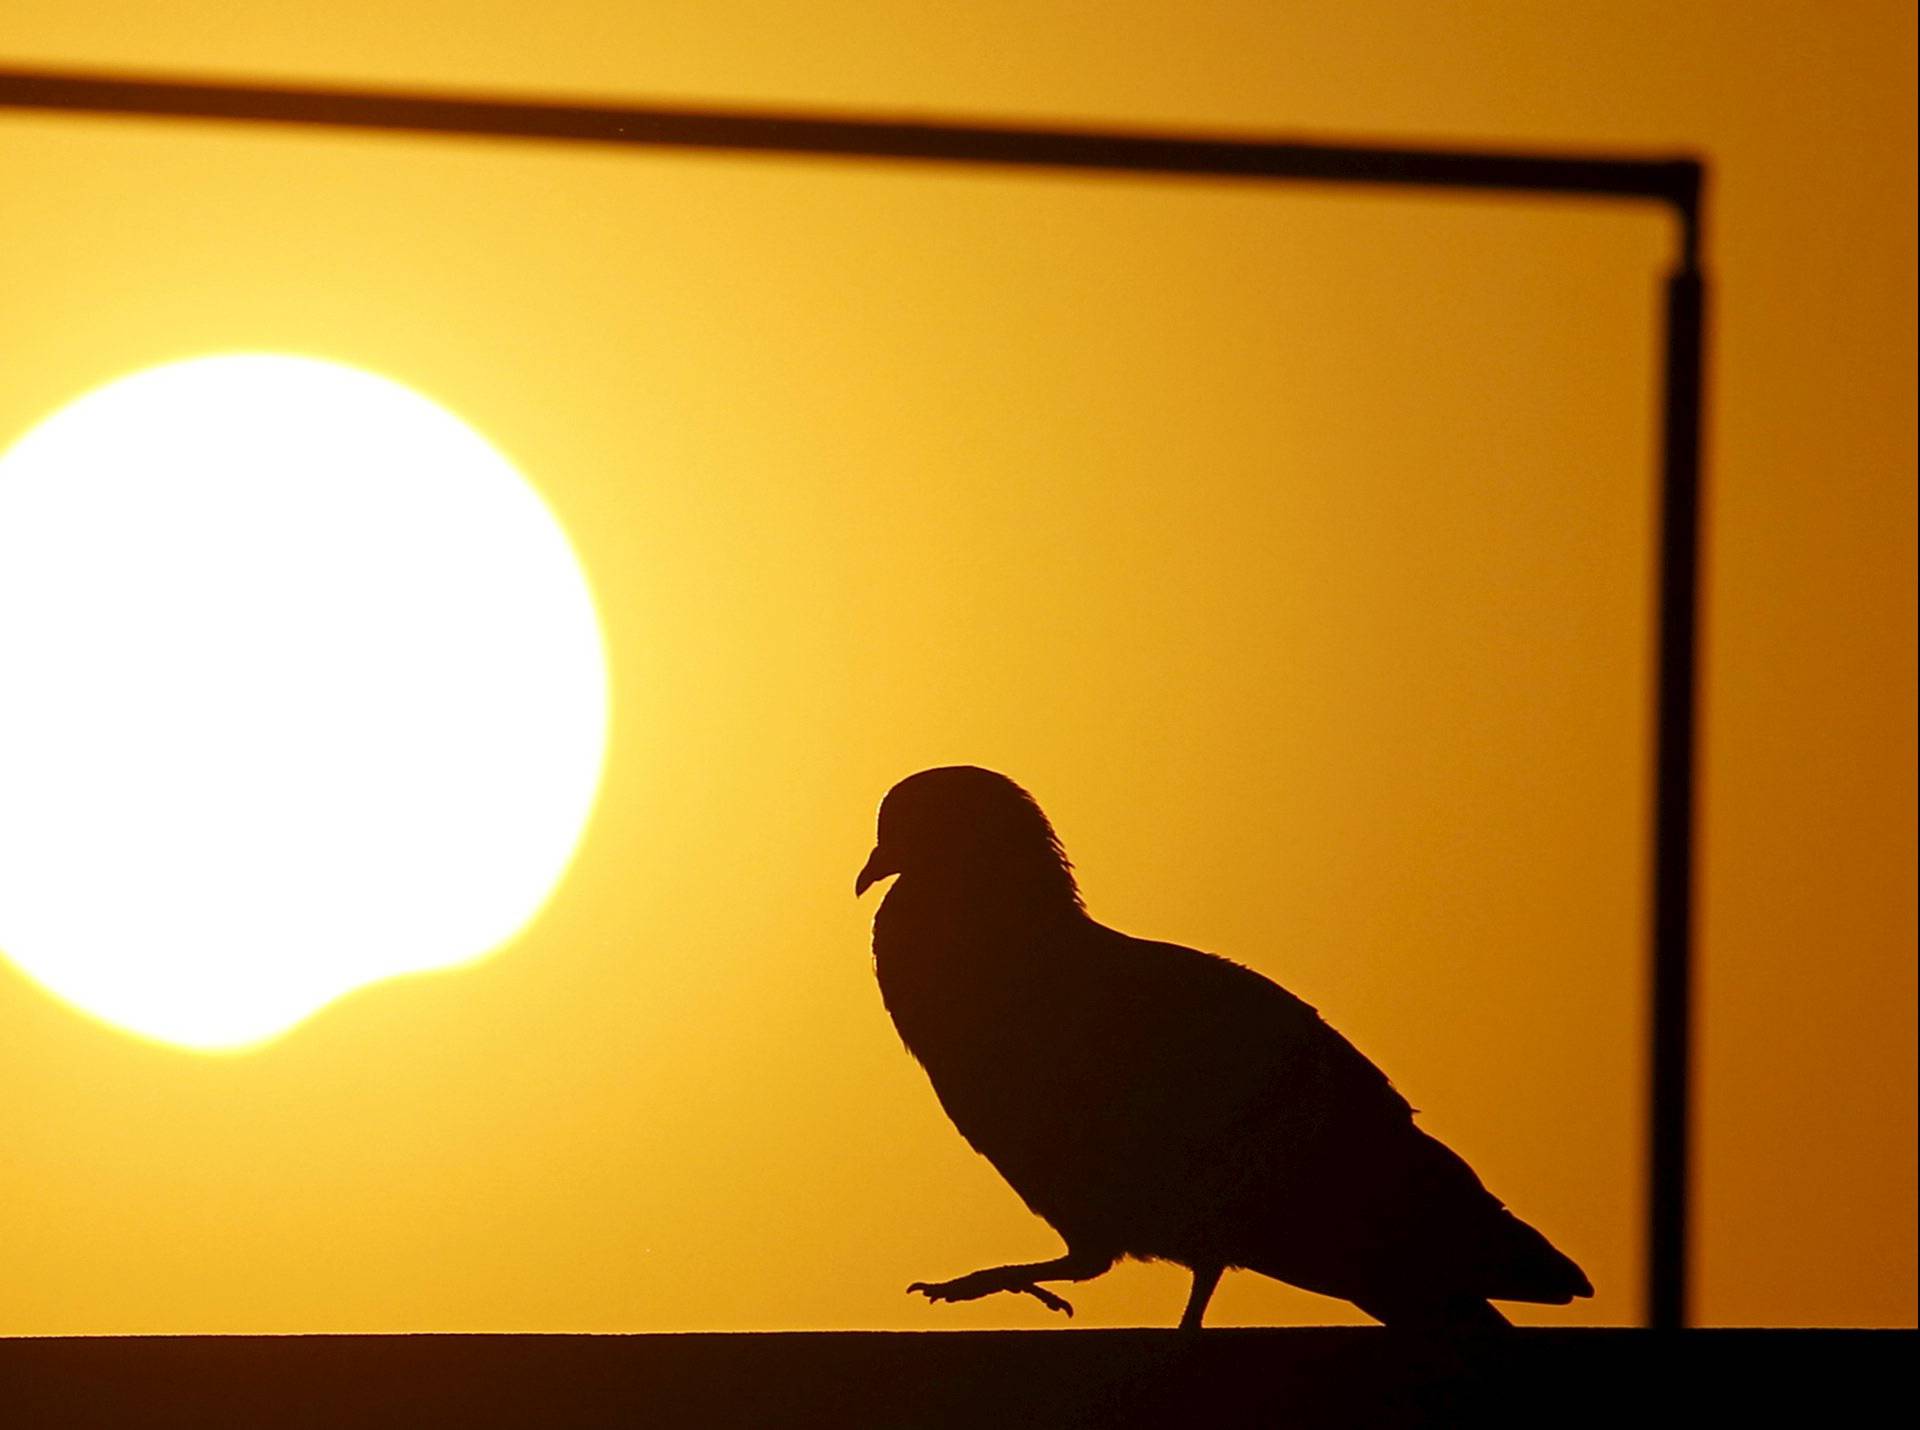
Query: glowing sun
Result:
<box><xmin>0</xmin><ymin>354</ymin><xmax>609</xmax><ymax>1051</ymax></box>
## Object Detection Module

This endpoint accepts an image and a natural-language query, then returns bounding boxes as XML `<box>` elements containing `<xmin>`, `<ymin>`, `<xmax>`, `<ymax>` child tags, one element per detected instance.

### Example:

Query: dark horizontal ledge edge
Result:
<box><xmin>0</xmin><ymin>64</ymin><xmax>1700</xmax><ymax>208</ymax></box>
<box><xmin>1</xmin><ymin>1328</ymin><xmax>1906</xmax><ymax>1428</ymax></box>
<box><xmin>6</xmin><ymin>1327</ymin><xmax>1907</xmax><ymax>1341</ymax></box>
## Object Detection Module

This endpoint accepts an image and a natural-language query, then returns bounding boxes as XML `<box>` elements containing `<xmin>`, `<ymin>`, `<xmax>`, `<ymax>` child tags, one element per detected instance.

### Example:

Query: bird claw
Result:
<box><xmin>1021</xmin><ymin>1284</ymin><xmax>1075</xmax><ymax>1316</ymax></box>
<box><xmin>908</xmin><ymin>1275</ymin><xmax>1074</xmax><ymax>1317</ymax></box>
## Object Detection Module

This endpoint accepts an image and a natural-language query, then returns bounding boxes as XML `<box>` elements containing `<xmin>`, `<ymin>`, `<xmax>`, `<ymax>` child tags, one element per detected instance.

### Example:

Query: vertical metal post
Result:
<box><xmin>1650</xmin><ymin>194</ymin><xmax>1706</xmax><ymax>1330</ymax></box>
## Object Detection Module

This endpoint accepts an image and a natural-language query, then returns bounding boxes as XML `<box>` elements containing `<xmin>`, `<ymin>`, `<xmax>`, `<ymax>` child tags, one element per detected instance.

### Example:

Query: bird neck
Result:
<box><xmin>883</xmin><ymin>863</ymin><xmax>1084</xmax><ymax>929</ymax></box>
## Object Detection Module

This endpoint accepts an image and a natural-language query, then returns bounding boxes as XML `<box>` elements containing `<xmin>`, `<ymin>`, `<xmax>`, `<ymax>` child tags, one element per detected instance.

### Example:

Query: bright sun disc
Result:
<box><xmin>0</xmin><ymin>354</ymin><xmax>609</xmax><ymax>1051</ymax></box>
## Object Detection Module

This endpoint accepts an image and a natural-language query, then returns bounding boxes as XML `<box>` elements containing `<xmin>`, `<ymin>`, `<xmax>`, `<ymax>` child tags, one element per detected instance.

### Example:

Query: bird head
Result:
<box><xmin>856</xmin><ymin>766</ymin><xmax>1081</xmax><ymax>906</ymax></box>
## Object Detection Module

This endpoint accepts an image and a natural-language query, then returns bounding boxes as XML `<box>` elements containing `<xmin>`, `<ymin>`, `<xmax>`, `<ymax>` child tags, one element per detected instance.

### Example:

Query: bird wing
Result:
<box><xmin>1052</xmin><ymin>928</ymin><xmax>1589</xmax><ymax>1305</ymax></box>
<box><xmin>1056</xmin><ymin>924</ymin><xmax>1414</xmax><ymax>1182</ymax></box>
<box><xmin>907</xmin><ymin>916</ymin><xmax>1413</xmax><ymax>1252</ymax></box>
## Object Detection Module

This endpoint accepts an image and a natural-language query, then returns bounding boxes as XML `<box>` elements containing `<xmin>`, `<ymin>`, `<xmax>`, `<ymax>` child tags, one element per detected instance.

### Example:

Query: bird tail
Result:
<box><xmin>1407</xmin><ymin>1128</ymin><xmax>1593</xmax><ymax>1305</ymax></box>
<box><xmin>1484</xmin><ymin>1206</ymin><xmax>1593</xmax><ymax>1304</ymax></box>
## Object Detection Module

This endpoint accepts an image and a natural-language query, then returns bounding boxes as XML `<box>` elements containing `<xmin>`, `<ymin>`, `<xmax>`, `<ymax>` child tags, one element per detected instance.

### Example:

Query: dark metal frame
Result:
<box><xmin>0</xmin><ymin>64</ymin><xmax>1707</xmax><ymax>1329</ymax></box>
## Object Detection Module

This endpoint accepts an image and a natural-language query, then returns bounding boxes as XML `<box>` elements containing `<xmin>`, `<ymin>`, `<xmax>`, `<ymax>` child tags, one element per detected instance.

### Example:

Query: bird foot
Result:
<box><xmin>908</xmin><ymin>1271</ymin><xmax>1074</xmax><ymax>1317</ymax></box>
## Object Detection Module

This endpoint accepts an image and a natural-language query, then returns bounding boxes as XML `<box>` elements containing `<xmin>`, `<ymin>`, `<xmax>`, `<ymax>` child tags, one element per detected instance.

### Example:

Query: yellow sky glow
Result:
<box><xmin>0</xmin><ymin>0</ymin><xmax>1910</xmax><ymax>1335</ymax></box>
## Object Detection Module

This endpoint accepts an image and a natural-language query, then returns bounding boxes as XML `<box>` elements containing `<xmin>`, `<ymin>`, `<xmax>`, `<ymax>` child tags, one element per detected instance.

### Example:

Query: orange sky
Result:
<box><xmin>0</xmin><ymin>2</ymin><xmax>1911</xmax><ymax>1331</ymax></box>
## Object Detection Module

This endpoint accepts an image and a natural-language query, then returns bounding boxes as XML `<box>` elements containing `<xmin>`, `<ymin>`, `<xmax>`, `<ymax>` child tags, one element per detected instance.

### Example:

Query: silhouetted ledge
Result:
<box><xmin>1</xmin><ymin>1328</ymin><xmax>1908</xmax><ymax>1428</ymax></box>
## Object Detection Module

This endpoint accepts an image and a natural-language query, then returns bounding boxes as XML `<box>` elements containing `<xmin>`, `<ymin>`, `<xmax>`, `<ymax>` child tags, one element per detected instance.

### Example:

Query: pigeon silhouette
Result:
<box><xmin>857</xmin><ymin>766</ymin><xmax>1593</xmax><ymax>1330</ymax></box>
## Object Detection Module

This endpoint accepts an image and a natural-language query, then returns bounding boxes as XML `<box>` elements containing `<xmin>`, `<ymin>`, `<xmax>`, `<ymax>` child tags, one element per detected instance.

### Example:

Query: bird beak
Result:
<box><xmin>855</xmin><ymin>846</ymin><xmax>896</xmax><ymax>897</ymax></box>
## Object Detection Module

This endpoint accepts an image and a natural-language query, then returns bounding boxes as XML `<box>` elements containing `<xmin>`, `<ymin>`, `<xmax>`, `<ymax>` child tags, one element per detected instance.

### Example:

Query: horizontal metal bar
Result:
<box><xmin>0</xmin><ymin>65</ymin><xmax>1699</xmax><ymax>210</ymax></box>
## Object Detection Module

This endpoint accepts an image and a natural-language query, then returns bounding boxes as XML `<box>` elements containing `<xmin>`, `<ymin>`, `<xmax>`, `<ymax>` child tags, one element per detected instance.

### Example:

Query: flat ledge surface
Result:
<box><xmin>2</xmin><ymin>1328</ymin><xmax>1909</xmax><ymax>1428</ymax></box>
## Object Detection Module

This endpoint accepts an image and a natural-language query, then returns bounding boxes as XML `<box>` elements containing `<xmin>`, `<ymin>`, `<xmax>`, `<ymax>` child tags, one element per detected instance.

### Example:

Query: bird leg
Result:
<box><xmin>908</xmin><ymin>1250</ymin><xmax>1113</xmax><ymax>1318</ymax></box>
<box><xmin>1179</xmin><ymin>1263</ymin><xmax>1224</xmax><ymax>1331</ymax></box>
